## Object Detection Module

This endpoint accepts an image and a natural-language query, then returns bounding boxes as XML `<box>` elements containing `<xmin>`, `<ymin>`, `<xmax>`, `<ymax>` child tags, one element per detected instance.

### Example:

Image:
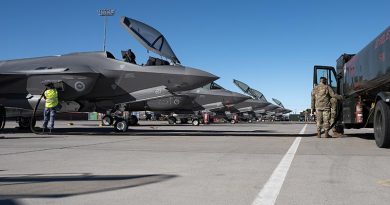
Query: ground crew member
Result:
<box><xmin>43</xmin><ymin>83</ymin><xmax>59</xmax><ymax>132</ymax></box>
<box><xmin>311</xmin><ymin>77</ymin><xmax>342</xmax><ymax>138</ymax></box>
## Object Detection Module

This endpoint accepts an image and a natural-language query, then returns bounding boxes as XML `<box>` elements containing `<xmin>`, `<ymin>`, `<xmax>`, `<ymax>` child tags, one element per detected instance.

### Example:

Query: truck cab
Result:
<box><xmin>313</xmin><ymin>32</ymin><xmax>390</xmax><ymax>148</ymax></box>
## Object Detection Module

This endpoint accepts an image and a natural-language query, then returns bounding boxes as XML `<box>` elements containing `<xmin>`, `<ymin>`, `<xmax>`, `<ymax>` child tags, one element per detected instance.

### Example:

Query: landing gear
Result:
<box><xmin>180</xmin><ymin>118</ymin><xmax>188</xmax><ymax>124</ymax></box>
<box><xmin>374</xmin><ymin>100</ymin><xmax>390</xmax><ymax>148</ymax></box>
<box><xmin>168</xmin><ymin>116</ymin><xmax>177</xmax><ymax>125</ymax></box>
<box><xmin>114</xmin><ymin>119</ymin><xmax>128</xmax><ymax>132</ymax></box>
<box><xmin>102</xmin><ymin>115</ymin><xmax>114</xmax><ymax>126</ymax></box>
<box><xmin>192</xmin><ymin>119</ymin><xmax>200</xmax><ymax>126</ymax></box>
<box><xmin>18</xmin><ymin>117</ymin><xmax>36</xmax><ymax>129</ymax></box>
<box><xmin>0</xmin><ymin>106</ymin><xmax>5</xmax><ymax>131</ymax></box>
<box><xmin>128</xmin><ymin>115</ymin><xmax>139</xmax><ymax>126</ymax></box>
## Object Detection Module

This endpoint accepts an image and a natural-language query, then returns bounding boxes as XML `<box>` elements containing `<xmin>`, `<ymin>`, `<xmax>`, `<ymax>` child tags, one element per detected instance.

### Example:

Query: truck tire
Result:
<box><xmin>374</xmin><ymin>100</ymin><xmax>390</xmax><ymax>148</ymax></box>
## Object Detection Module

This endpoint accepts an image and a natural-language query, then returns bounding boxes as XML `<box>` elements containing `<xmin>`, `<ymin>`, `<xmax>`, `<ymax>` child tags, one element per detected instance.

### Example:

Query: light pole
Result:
<box><xmin>97</xmin><ymin>9</ymin><xmax>115</xmax><ymax>51</ymax></box>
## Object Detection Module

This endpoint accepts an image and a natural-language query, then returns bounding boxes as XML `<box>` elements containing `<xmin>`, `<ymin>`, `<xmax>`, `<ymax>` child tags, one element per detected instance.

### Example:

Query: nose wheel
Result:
<box><xmin>102</xmin><ymin>115</ymin><xmax>114</xmax><ymax>126</ymax></box>
<box><xmin>18</xmin><ymin>117</ymin><xmax>36</xmax><ymax>129</ymax></box>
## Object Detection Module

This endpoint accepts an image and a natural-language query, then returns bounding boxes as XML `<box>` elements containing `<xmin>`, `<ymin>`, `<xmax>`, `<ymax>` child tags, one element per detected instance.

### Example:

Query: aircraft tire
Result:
<box><xmin>374</xmin><ymin>101</ymin><xmax>390</xmax><ymax>148</ymax></box>
<box><xmin>102</xmin><ymin>115</ymin><xmax>114</xmax><ymax>126</ymax></box>
<box><xmin>19</xmin><ymin>117</ymin><xmax>35</xmax><ymax>129</ymax></box>
<box><xmin>168</xmin><ymin>116</ymin><xmax>177</xmax><ymax>125</ymax></box>
<box><xmin>192</xmin><ymin>119</ymin><xmax>200</xmax><ymax>126</ymax></box>
<box><xmin>114</xmin><ymin>119</ymin><xmax>128</xmax><ymax>132</ymax></box>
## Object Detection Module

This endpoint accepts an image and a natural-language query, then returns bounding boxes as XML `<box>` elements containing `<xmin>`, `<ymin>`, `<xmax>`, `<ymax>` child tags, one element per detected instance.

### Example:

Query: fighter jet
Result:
<box><xmin>0</xmin><ymin>16</ymin><xmax>218</xmax><ymax>131</ymax></box>
<box><xmin>102</xmin><ymin>82</ymin><xmax>249</xmax><ymax>127</ymax></box>
<box><xmin>231</xmin><ymin>79</ymin><xmax>291</xmax><ymax>122</ymax></box>
<box><xmin>228</xmin><ymin>79</ymin><xmax>272</xmax><ymax>122</ymax></box>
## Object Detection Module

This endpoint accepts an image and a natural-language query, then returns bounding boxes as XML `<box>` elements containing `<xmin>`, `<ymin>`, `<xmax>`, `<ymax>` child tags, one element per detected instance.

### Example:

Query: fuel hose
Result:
<box><xmin>30</xmin><ymin>88</ymin><xmax>47</xmax><ymax>134</ymax></box>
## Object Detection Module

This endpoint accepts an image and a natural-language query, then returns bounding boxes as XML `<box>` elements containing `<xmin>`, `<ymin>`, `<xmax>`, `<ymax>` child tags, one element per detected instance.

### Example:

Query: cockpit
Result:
<box><xmin>203</xmin><ymin>82</ymin><xmax>224</xmax><ymax>90</ymax></box>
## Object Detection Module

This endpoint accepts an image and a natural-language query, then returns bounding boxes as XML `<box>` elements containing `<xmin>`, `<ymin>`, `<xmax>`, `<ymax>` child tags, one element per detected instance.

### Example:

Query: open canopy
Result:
<box><xmin>233</xmin><ymin>79</ymin><xmax>268</xmax><ymax>102</ymax></box>
<box><xmin>120</xmin><ymin>16</ymin><xmax>180</xmax><ymax>64</ymax></box>
<box><xmin>272</xmin><ymin>98</ymin><xmax>285</xmax><ymax>108</ymax></box>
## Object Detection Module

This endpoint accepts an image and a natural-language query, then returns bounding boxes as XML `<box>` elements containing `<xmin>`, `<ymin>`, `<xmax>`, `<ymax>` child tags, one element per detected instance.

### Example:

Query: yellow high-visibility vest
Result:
<box><xmin>44</xmin><ymin>89</ymin><xmax>59</xmax><ymax>108</ymax></box>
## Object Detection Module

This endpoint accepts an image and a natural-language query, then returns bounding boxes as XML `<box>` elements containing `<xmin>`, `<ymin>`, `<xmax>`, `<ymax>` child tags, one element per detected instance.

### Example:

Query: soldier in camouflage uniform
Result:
<box><xmin>311</xmin><ymin>77</ymin><xmax>343</xmax><ymax>138</ymax></box>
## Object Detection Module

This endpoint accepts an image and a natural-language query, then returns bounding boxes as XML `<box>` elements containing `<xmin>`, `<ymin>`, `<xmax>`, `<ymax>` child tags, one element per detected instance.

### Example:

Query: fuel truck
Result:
<box><xmin>313</xmin><ymin>26</ymin><xmax>390</xmax><ymax>148</ymax></box>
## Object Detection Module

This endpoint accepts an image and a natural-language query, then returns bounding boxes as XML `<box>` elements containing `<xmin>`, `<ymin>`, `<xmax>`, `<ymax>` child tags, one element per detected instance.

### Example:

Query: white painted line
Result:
<box><xmin>251</xmin><ymin>124</ymin><xmax>307</xmax><ymax>205</ymax></box>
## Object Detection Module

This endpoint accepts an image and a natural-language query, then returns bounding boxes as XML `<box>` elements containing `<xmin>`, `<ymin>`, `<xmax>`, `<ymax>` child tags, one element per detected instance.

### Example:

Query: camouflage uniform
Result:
<box><xmin>311</xmin><ymin>82</ymin><xmax>342</xmax><ymax>138</ymax></box>
<box><xmin>330</xmin><ymin>97</ymin><xmax>337</xmax><ymax>126</ymax></box>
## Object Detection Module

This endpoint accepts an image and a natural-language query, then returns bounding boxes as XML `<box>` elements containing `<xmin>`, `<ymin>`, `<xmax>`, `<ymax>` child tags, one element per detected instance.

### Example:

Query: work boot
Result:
<box><xmin>317</xmin><ymin>131</ymin><xmax>321</xmax><ymax>138</ymax></box>
<box><xmin>324</xmin><ymin>131</ymin><xmax>332</xmax><ymax>138</ymax></box>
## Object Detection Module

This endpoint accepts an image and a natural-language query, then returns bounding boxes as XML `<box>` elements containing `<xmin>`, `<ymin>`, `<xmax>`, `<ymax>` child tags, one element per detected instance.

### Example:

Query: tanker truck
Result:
<box><xmin>313</xmin><ymin>26</ymin><xmax>390</xmax><ymax>148</ymax></box>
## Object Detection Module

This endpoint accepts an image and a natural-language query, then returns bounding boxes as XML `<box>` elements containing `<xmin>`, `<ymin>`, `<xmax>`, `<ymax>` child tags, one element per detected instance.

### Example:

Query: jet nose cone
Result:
<box><xmin>169</xmin><ymin>67</ymin><xmax>219</xmax><ymax>92</ymax></box>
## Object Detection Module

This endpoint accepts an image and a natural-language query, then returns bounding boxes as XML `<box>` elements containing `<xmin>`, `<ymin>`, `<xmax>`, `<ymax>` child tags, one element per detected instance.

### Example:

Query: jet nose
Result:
<box><xmin>169</xmin><ymin>67</ymin><xmax>219</xmax><ymax>92</ymax></box>
<box><xmin>224</xmin><ymin>92</ymin><xmax>251</xmax><ymax>105</ymax></box>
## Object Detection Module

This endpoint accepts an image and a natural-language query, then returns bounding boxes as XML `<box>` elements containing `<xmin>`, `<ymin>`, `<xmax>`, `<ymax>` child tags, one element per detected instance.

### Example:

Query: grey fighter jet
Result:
<box><xmin>230</xmin><ymin>79</ymin><xmax>272</xmax><ymax>122</ymax></box>
<box><xmin>0</xmin><ymin>17</ymin><xmax>218</xmax><ymax>131</ymax></box>
<box><xmin>107</xmin><ymin>82</ymin><xmax>249</xmax><ymax>127</ymax></box>
<box><xmin>231</xmin><ymin>79</ymin><xmax>291</xmax><ymax>122</ymax></box>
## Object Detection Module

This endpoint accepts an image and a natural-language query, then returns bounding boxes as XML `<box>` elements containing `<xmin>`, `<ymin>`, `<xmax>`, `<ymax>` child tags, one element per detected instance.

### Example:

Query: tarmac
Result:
<box><xmin>0</xmin><ymin>120</ymin><xmax>389</xmax><ymax>205</ymax></box>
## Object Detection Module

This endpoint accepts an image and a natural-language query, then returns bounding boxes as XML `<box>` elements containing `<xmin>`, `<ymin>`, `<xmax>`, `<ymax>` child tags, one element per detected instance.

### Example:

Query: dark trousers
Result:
<box><xmin>43</xmin><ymin>107</ymin><xmax>56</xmax><ymax>129</ymax></box>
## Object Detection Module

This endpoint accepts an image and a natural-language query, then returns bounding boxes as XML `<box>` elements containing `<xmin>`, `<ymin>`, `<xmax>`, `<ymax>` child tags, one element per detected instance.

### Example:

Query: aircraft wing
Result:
<box><xmin>127</xmin><ymin>86</ymin><xmax>174</xmax><ymax>103</ymax></box>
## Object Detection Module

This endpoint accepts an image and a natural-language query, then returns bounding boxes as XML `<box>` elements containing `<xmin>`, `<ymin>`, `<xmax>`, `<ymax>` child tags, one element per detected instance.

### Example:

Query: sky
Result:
<box><xmin>1</xmin><ymin>0</ymin><xmax>390</xmax><ymax>113</ymax></box>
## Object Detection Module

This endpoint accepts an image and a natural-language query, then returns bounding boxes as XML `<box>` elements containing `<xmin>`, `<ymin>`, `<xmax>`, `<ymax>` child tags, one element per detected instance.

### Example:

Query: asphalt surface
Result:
<box><xmin>0</xmin><ymin>121</ymin><xmax>389</xmax><ymax>205</ymax></box>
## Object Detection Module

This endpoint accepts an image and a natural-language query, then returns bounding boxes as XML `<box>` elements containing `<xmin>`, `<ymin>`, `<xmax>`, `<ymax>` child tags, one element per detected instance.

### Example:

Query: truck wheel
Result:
<box><xmin>102</xmin><ymin>115</ymin><xmax>114</xmax><ymax>126</ymax></box>
<box><xmin>114</xmin><ymin>119</ymin><xmax>128</xmax><ymax>132</ymax></box>
<box><xmin>374</xmin><ymin>101</ymin><xmax>390</xmax><ymax>148</ymax></box>
<box><xmin>168</xmin><ymin>116</ymin><xmax>177</xmax><ymax>125</ymax></box>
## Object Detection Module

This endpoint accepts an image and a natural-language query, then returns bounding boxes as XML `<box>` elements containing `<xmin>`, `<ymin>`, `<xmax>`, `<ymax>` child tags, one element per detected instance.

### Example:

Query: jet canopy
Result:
<box><xmin>233</xmin><ymin>79</ymin><xmax>268</xmax><ymax>102</ymax></box>
<box><xmin>202</xmin><ymin>82</ymin><xmax>224</xmax><ymax>90</ymax></box>
<box><xmin>120</xmin><ymin>16</ymin><xmax>180</xmax><ymax>64</ymax></box>
<box><xmin>272</xmin><ymin>98</ymin><xmax>285</xmax><ymax>108</ymax></box>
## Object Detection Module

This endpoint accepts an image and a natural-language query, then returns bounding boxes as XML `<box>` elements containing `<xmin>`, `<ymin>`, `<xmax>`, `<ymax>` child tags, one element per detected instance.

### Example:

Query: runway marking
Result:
<box><xmin>251</xmin><ymin>124</ymin><xmax>307</xmax><ymax>205</ymax></box>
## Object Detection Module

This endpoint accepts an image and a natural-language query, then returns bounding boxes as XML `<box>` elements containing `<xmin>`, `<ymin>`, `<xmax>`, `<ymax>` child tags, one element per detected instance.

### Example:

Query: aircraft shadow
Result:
<box><xmin>0</xmin><ymin>173</ymin><xmax>177</xmax><ymax>199</ymax></box>
<box><xmin>0</xmin><ymin>127</ymin><xmax>319</xmax><ymax>137</ymax></box>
